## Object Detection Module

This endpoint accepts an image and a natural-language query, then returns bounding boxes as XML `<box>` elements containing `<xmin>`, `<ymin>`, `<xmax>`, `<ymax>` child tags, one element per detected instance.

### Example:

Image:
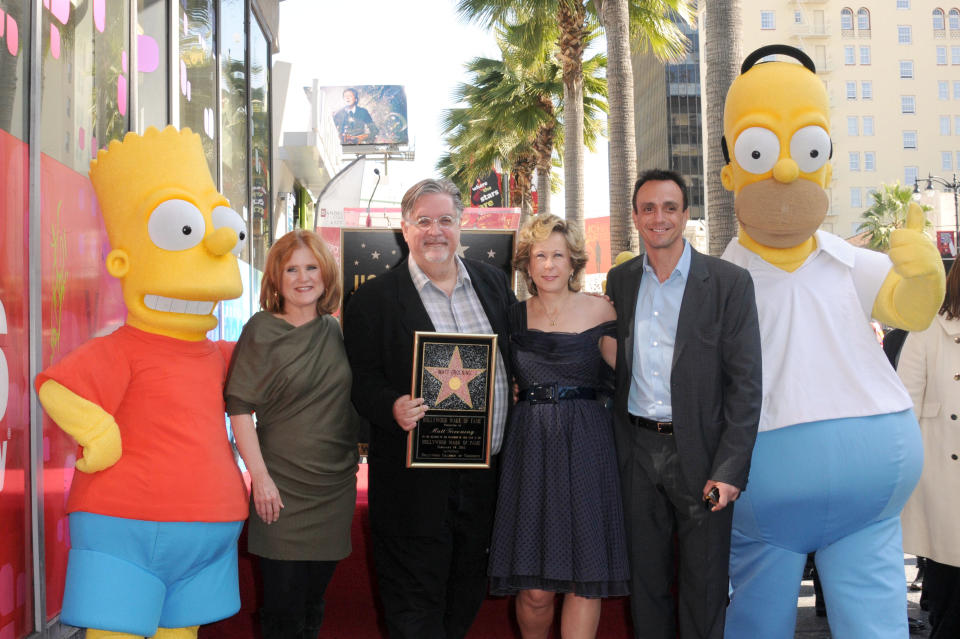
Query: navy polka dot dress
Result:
<box><xmin>488</xmin><ymin>302</ymin><xmax>629</xmax><ymax>598</ymax></box>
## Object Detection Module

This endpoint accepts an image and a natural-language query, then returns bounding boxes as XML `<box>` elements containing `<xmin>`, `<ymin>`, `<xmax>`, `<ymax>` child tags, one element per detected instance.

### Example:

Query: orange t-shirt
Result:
<box><xmin>35</xmin><ymin>325</ymin><xmax>248</xmax><ymax>522</ymax></box>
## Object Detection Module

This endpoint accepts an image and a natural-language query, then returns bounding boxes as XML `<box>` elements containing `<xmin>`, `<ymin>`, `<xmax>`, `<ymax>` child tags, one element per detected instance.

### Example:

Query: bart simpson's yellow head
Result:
<box><xmin>89</xmin><ymin>126</ymin><xmax>245</xmax><ymax>340</ymax></box>
<box><xmin>721</xmin><ymin>45</ymin><xmax>833</xmax><ymax>248</ymax></box>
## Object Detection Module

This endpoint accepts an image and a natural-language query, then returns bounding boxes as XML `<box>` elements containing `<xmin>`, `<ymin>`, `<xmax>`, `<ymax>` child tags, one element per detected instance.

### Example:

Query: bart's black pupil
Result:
<box><xmin>182</xmin><ymin>226</ymin><xmax>192</xmax><ymax>235</ymax></box>
<box><xmin>751</xmin><ymin>150</ymin><xmax>761</xmax><ymax>159</ymax></box>
<box><xmin>239</xmin><ymin>231</ymin><xmax>246</xmax><ymax>240</ymax></box>
<box><xmin>810</xmin><ymin>150</ymin><xmax>819</xmax><ymax>158</ymax></box>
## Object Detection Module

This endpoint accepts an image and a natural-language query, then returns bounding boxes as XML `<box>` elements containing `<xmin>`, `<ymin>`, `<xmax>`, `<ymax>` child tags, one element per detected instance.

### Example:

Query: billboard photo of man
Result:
<box><xmin>334</xmin><ymin>87</ymin><xmax>378</xmax><ymax>145</ymax></box>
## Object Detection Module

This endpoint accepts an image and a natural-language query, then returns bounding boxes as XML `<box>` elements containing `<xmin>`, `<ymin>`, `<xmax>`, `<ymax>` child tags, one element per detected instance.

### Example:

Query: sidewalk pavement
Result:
<box><xmin>795</xmin><ymin>555</ymin><xmax>925</xmax><ymax>638</ymax></box>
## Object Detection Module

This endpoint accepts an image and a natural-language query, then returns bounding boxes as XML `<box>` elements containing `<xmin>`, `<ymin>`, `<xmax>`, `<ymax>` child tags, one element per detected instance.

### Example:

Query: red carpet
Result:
<box><xmin>200</xmin><ymin>465</ymin><xmax>633</xmax><ymax>638</ymax></box>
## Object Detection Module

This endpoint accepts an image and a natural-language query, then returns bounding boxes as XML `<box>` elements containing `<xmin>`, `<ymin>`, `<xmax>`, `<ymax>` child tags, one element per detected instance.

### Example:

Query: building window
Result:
<box><xmin>953</xmin><ymin>47</ymin><xmax>960</xmax><ymax>65</ymax></box>
<box><xmin>858</xmin><ymin>8</ymin><xmax>870</xmax><ymax>30</ymax></box>
<box><xmin>905</xmin><ymin>166</ymin><xmax>919</xmax><ymax>186</ymax></box>
<box><xmin>850</xmin><ymin>187</ymin><xmax>863</xmax><ymax>208</ymax></box>
<box><xmin>860</xmin><ymin>46</ymin><xmax>871</xmax><ymax>64</ymax></box>
<box><xmin>955</xmin><ymin>115</ymin><xmax>960</xmax><ymax>134</ymax></box>
<box><xmin>865</xmin><ymin>152</ymin><xmax>876</xmax><ymax>171</ymax></box>
<box><xmin>863</xmin><ymin>116</ymin><xmax>875</xmax><ymax>135</ymax></box>
<box><xmin>942</xmin><ymin>115</ymin><xmax>952</xmax><ymax>135</ymax></box>
<box><xmin>861</xmin><ymin>81</ymin><xmax>873</xmax><ymax>99</ymax></box>
<box><xmin>898</xmin><ymin>25</ymin><xmax>912</xmax><ymax>44</ymax></box>
<box><xmin>951</xmin><ymin>9</ymin><xmax>960</xmax><ymax>30</ymax></box>
<box><xmin>841</xmin><ymin>8</ymin><xmax>854</xmax><ymax>30</ymax></box>
<box><xmin>848</xmin><ymin>116</ymin><xmax>859</xmax><ymax>135</ymax></box>
<box><xmin>903</xmin><ymin>130</ymin><xmax>918</xmax><ymax>149</ymax></box>
<box><xmin>795</xmin><ymin>10</ymin><xmax>803</xmax><ymax>24</ymax></box>
<box><xmin>761</xmin><ymin>11</ymin><xmax>775</xmax><ymax>30</ymax></box>
<box><xmin>844</xmin><ymin>46</ymin><xmax>856</xmax><ymax>64</ymax></box>
<box><xmin>943</xmin><ymin>151</ymin><xmax>954</xmax><ymax>171</ymax></box>
<box><xmin>900</xmin><ymin>60</ymin><xmax>914</xmax><ymax>78</ymax></box>
<box><xmin>849</xmin><ymin>152</ymin><xmax>861</xmax><ymax>171</ymax></box>
<box><xmin>938</xmin><ymin>46</ymin><xmax>948</xmax><ymax>65</ymax></box>
<box><xmin>940</xmin><ymin>81</ymin><xmax>950</xmax><ymax>100</ymax></box>
<box><xmin>934</xmin><ymin>8</ymin><xmax>946</xmax><ymax>30</ymax></box>
<box><xmin>847</xmin><ymin>81</ymin><xmax>857</xmax><ymax>99</ymax></box>
<box><xmin>902</xmin><ymin>95</ymin><xmax>916</xmax><ymax>113</ymax></box>
<box><xmin>954</xmin><ymin>81</ymin><xmax>960</xmax><ymax>99</ymax></box>
<box><xmin>896</xmin><ymin>0</ymin><xmax>909</xmax><ymax>8</ymax></box>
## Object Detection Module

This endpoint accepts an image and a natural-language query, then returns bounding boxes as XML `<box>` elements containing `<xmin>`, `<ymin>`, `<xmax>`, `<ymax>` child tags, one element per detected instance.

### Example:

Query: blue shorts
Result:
<box><xmin>61</xmin><ymin>513</ymin><xmax>244</xmax><ymax>636</ymax></box>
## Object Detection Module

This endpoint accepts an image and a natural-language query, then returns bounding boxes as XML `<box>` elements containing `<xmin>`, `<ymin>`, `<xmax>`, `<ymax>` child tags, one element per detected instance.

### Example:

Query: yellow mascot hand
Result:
<box><xmin>872</xmin><ymin>202</ymin><xmax>946</xmax><ymax>331</ymax></box>
<box><xmin>38</xmin><ymin>380</ymin><xmax>123</xmax><ymax>473</ymax></box>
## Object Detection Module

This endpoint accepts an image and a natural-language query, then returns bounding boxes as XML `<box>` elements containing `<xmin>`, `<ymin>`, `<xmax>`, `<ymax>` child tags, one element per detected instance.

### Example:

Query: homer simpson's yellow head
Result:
<box><xmin>89</xmin><ymin>126</ymin><xmax>245</xmax><ymax>341</ymax></box>
<box><xmin>721</xmin><ymin>45</ymin><xmax>833</xmax><ymax>248</ymax></box>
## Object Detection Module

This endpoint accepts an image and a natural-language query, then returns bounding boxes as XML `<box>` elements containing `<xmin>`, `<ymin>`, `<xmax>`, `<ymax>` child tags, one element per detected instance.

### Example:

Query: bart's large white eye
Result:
<box><xmin>212</xmin><ymin>206</ymin><xmax>247</xmax><ymax>256</ymax></box>
<box><xmin>733</xmin><ymin>127</ymin><xmax>780</xmax><ymax>175</ymax></box>
<box><xmin>790</xmin><ymin>125</ymin><xmax>831</xmax><ymax>173</ymax></box>
<box><xmin>148</xmin><ymin>200</ymin><xmax>206</xmax><ymax>251</ymax></box>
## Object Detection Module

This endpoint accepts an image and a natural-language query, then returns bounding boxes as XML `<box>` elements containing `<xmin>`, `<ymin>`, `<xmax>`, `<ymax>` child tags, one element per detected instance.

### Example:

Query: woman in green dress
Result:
<box><xmin>225</xmin><ymin>229</ymin><xmax>359</xmax><ymax>639</ymax></box>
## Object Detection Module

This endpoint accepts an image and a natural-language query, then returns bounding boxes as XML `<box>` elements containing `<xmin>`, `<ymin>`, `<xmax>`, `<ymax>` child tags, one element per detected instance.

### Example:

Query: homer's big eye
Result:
<box><xmin>733</xmin><ymin>127</ymin><xmax>780</xmax><ymax>175</ymax></box>
<box><xmin>790</xmin><ymin>125</ymin><xmax>831</xmax><ymax>173</ymax></box>
<box><xmin>148</xmin><ymin>200</ymin><xmax>206</xmax><ymax>251</ymax></box>
<box><xmin>212</xmin><ymin>205</ymin><xmax>247</xmax><ymax>256</ymax></box>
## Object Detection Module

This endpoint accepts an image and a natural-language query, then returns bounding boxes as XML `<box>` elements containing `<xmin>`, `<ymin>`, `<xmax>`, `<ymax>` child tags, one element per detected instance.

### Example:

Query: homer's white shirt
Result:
<box><xmin>722</xmin><ymin>230</ymin><xmax>912</xmax><ymax>432</ymax></box>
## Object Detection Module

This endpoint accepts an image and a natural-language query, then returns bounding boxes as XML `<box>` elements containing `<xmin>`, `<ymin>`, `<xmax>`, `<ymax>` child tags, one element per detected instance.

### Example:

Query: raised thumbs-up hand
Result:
<box><xmin>872</xmin><ymin>202</ymin><xmax>946</xmax><ymax>331</ymax></box>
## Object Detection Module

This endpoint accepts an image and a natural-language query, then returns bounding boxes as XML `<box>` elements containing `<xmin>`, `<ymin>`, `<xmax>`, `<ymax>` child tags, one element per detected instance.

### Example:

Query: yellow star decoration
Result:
<box><xmin>424</xmin><ymin>346</ymin><xmax>483</xmax><ymax>408</ymax></box>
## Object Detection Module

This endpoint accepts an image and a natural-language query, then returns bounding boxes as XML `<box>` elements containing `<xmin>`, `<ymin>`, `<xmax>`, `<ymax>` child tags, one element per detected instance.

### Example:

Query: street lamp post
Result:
<box><xmin>915</xmin><ymin>173</ymin><xmax>960</xmax><ymax>257</ymax></box>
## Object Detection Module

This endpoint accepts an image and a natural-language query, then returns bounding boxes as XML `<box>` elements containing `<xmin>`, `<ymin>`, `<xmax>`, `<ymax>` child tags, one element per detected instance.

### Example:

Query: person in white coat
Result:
<box><xmin>897</xmin><ymin>261</ymin><xmax>960</xmax><ymax>638</ymax></box>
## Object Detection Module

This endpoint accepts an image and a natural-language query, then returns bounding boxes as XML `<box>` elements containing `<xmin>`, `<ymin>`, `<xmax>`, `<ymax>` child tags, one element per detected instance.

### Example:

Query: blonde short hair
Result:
<box><xmin>260</xmin><ymin>230</ymin><xmax>342</xmax><ymax>315</ymax></box>
<box><xmin>513</xmin><ymin>214</ymin><xmax>588</xmax><ymax>295</ymax></box>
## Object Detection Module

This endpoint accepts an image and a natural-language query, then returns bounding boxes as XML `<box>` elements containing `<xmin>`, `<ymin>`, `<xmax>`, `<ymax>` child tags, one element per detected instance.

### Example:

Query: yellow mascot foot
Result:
<box><xmin>152</xmin><ymin>626</ymin><xmax>199</xmax><ymax>639</ymax></box>
<box><xmin>86</xmin><ymin>630</ymin><xmax>144</xmax><ymax>639</ymax></box>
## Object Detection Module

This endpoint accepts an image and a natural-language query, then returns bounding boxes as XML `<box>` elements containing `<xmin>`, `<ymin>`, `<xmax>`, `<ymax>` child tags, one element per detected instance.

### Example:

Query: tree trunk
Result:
<box><xmin>704</xmin><ymin>0</ymin><xmax>741</xmax><ymax>256</ymax></box>
<box><xmin>532</xmin><ymin>97</ymin><xmax>556</xmax><ymax>217</ymax></box>
<box><xmin>602</xmin><ymin>0</ymin><xmax>639</xmax><ymax>258</ymax></box>
<box><xmin>558</xmin><ymin>1</ymin><xmax>587</xmax><ymax>235</ymax></box>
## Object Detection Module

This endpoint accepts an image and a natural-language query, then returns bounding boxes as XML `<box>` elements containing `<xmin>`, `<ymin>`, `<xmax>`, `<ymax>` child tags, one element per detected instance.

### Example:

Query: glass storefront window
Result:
<box><xmin>0</xmin><ymin>2</ymin><xmax>33</xmax><ymax>637</ymax></box>
<box><xmin>220</xmin><ymin>0</ymin><xmax>249</xmax><ymax>263</ymax></box>
<box><xmin>40</xmin><ymin>0</ymin><xmax>130</xmax><ymax>172</ymax></box>
<box><xmin>179</xmin><ymin>0</ymin><xmax>217</xmax><ymax>178</ymax></box>
<box><xmin>249</xmin><ymin>14</ymin><xmax>271</xmax><ymax>273</ymax></box>
<box><xmin>137</xmin><ymin>0</ymin><xmax>169</xmax><ymax>131</ymax></box>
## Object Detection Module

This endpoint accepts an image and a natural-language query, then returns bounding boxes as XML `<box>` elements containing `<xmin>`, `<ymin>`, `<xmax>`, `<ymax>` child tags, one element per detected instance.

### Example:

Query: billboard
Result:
<box><xmin>322</xmin><ymin>85</ymin><xmax>408</xmax><ymax>146</ymax></box>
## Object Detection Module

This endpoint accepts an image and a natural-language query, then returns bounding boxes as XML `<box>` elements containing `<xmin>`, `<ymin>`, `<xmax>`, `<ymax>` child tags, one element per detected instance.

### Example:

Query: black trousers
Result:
<box><xmin>622</xmin><ymin>426</ymin><xmax>733</xmax><ymax>639</ymax></box>
<box><xmin>925</xmin><ymin>559</ymin><xmax>960</xmax><ymax>639</ymax></box>
<box><xmin>259</xmin><ymin>557</ymin><xmax>338</xmax><ymax>638</ymax></box>
<box><xmin>371</xmin><ymin>468</ymin><xmax>497</xmax><ymax>639</ymax></box>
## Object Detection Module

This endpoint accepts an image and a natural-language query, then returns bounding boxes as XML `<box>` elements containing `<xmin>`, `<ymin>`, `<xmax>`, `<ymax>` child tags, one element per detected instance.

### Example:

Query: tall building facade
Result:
<box><xmin>633</xmin><ymin>19</ymin><xmax>705</xmax><ymax>221</ymax></box>
<box><xmin>741</xmin><ymin>0</ymin><xmax>960</xmax><ymax>240</ymax></box>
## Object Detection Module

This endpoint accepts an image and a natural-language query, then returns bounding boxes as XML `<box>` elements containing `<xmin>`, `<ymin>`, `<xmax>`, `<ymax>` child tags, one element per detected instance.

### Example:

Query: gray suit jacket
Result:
<box><xmin>606</xmin><ymin>246</ymin><xmax>762</xmax><ymax>495</ymax></box>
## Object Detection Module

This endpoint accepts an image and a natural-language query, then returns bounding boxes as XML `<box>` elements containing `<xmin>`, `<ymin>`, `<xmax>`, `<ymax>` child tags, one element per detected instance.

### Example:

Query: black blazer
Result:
<box><xmin>343</xmin><ymin>257</ymin><xmax>515</xmax><ymax>535</ymax></box>
<box><xmin>606</xmin><ymin>247</ymin><xmax>762</xmax><ymax>495</ymax></box>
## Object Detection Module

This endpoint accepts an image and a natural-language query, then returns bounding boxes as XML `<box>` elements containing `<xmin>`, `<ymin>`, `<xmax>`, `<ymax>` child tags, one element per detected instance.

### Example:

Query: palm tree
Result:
<box><xmin>437</xmin><ymin>31</ymin><xmax>606</xmax><ymax>229</ymax></box>
<box><xmin>596</xmin><ymin>0</ymin><xmax>693</xmax><ymax>255</ymax></box>
<box><xmin>458</xmin><ymin>0</ymin><xmax>596</xmax><ymax>234</ymax></box>
<box><xmin>857</xmin><ymin>183</ymin><xmax>932</xmax><ymax>251</ymax></box>
<box><xmin>704</xmin><ymin>0</ymin><xmax>742</xmax><ymax>256</ymax></box>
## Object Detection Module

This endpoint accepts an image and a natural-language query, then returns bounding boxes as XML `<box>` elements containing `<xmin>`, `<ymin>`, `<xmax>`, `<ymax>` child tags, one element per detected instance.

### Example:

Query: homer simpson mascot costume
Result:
<box><xmin>34</xmin><ymin>126</ymin><xmax>250</xmax><ymax>639</ymax></box>
<box><xmin>719</xmin><ymin>44</ymin><xmax>945</xmax><ymax>639</ymax></box>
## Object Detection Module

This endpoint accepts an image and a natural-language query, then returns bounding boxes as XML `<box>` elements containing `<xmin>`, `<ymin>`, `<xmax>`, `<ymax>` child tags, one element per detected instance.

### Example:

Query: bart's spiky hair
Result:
<box><xmin>88</xmin><ymin>126</ymin><xmax>217</xmax><ymax>246</ymax></box>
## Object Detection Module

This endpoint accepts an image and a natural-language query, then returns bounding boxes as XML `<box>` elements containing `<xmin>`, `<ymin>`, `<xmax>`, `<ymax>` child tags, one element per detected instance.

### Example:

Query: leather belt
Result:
<box><xmin>518</xmin><ymin>384</ymin><xmax>597</xmax><ymax>404</ymax></box>
<box><xmin>630</xmin><ymin>414</ymin><xmax>673</xmax><ymax>435</ymax></box>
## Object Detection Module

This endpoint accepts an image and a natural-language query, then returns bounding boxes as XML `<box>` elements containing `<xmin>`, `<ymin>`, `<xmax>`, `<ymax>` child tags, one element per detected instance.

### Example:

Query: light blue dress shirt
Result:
<box><xmin>628</xmin><ymin>241</ymin><xmax>692</xmax><ymax>420</ymax></box>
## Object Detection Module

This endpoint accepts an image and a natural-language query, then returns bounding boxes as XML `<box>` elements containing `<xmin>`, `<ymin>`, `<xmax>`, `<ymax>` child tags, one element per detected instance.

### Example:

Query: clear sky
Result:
<box><xmin>274</xmin><ymin>0</ymin><xmax>610</xmax><ymax>218</ymax></box>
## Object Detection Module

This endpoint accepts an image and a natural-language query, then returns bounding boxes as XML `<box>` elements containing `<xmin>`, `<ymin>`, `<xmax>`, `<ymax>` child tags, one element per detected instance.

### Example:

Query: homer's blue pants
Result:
<box><xmin>725</xmin><ymin>410</ymin><xmax>922</xmax><ymax>639</ymax></box>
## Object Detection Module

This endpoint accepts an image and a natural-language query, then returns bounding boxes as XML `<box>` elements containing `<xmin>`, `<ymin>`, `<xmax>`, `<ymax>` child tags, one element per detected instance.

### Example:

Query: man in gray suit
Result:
<box><xmin>606</xmin><ymin>169</ymin><xmax>762</xmax><ymax>639</ymax></box>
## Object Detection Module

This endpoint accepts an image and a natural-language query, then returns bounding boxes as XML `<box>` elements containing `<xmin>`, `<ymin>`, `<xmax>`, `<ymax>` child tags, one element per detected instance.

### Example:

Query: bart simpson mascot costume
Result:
<box><xmin>719</xmin><ymin>44</ymin><xmax>945</xmax><ymax>639</ymax></box>
<box><xmin>35</xmin><ymin>126</ymin><xmax>250</xmax><ymax>639</ymax></box>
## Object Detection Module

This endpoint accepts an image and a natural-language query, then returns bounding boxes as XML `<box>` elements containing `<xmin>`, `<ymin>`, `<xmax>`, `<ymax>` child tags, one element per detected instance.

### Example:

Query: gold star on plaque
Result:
<box><xmin>424</xmin><ymin>346</ymin><xmax>483</xmax><ymax>407</ymax></box>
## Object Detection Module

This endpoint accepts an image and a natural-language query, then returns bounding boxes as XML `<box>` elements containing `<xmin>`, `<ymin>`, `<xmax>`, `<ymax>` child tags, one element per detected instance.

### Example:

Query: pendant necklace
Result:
<box><xmin>539</xmin><ymin>294</ymin><xmax>567</xmax><ymax>327</ymax></box>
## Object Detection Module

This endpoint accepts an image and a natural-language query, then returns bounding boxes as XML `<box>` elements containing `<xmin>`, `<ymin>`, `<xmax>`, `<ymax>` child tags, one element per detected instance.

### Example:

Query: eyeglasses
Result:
<box><xmin>409</xmin><ymin>215</ymin><xmax>458</xmax><ymax>230</ymax></box>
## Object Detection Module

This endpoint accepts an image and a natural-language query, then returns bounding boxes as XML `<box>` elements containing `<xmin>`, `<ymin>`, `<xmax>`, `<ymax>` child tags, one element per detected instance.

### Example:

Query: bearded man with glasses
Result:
<box><xmin>343</xmin><ymin>178</ymin><xmax>515</xmax><ymax>639</ymax></box>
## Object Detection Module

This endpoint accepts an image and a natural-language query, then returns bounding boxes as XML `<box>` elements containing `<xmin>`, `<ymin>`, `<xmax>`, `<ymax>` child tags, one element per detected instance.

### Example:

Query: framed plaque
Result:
<box><xmin>406</xmin><ymin>331</ymin><xmax>498</xmax><ymax>468</ymax></box>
